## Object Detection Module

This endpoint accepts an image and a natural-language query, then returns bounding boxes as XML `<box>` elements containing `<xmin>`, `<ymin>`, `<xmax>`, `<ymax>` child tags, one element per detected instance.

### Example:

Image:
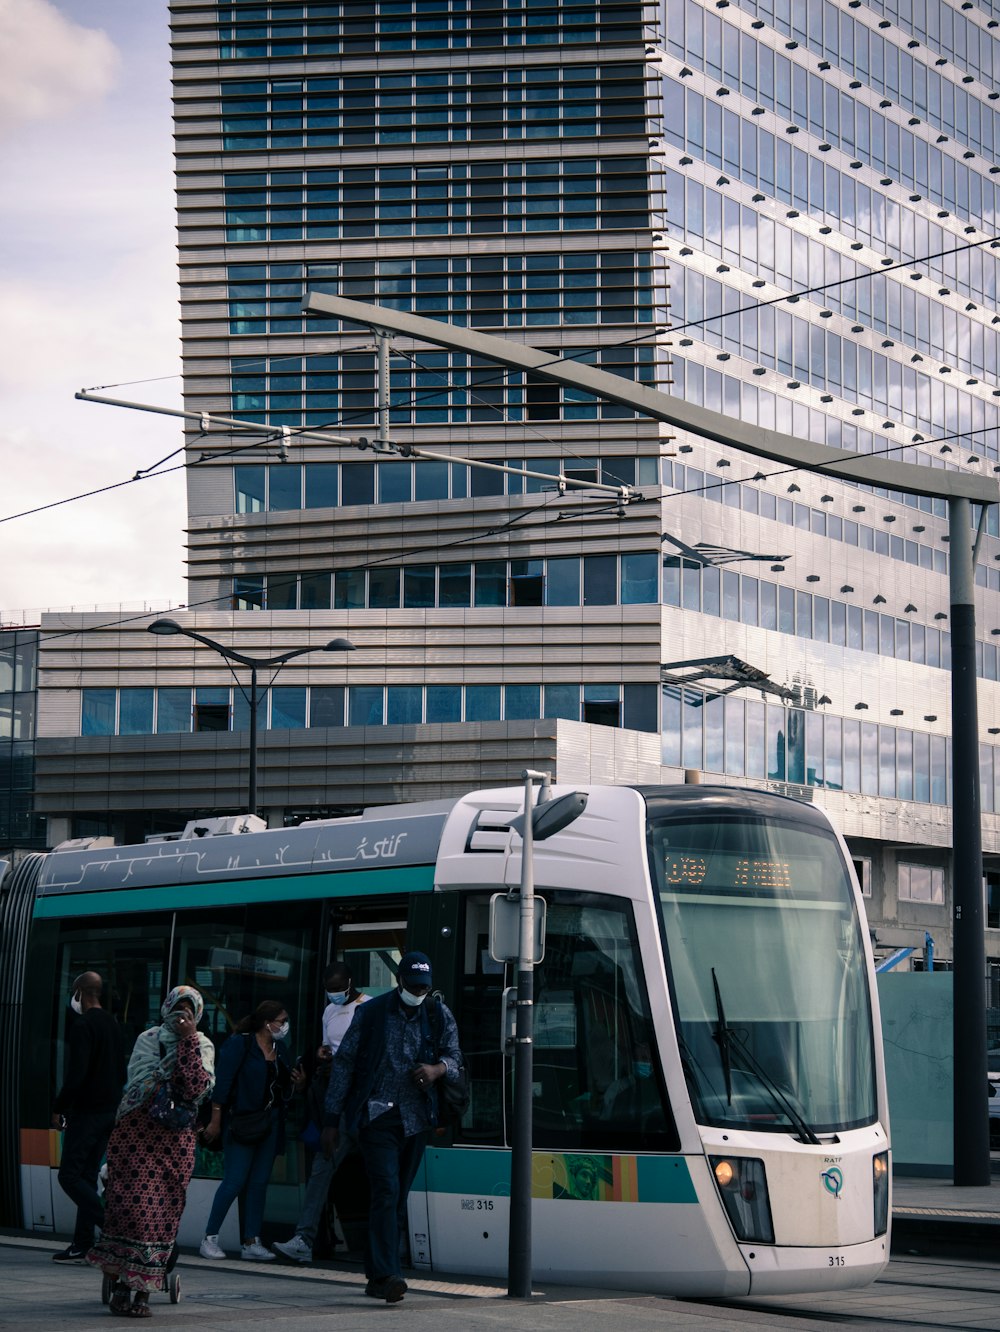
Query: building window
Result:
<box><xmin>271</xmin><ymin>687</ymin><xmax>307</xmax><ymax>729</ymax></box>
<box><xmin>118</xmin><ymin>688</ymin><xmax>155</xmax><ymax>736</ymax></box>
<box><xmin>349</xmin><ymin>686</ymin><xmax>383</xmax><ymax>727</ymax></box>
<box><xmin>387</xmin><ymin>686</ymin><xmax>422</xmax><ymax>725</ymax></box>
<box><xmin>81</xmin><ymin>689</ymin><xmax>117</xmax><ymax>736</ymax></box>
<box><xmin>505</xmin><ymin>684</ymin><xmax>540</xmax><ymax>720</ymax></box>
<box><xmin>194</xmin><ymin>687</ymin><xmax>230</xmax><ymax>732</ymax></box>
<box><xmin>156</xmin><ymin>689</ymin><xmax>193</xmax><ymax>734</ymax></box>
<box><xmin>898</xmin><ymin>863</ymin><xmax>945</xmax><ymax>905</ymax></box>
<box><xmin>987</xmin><ymin>874</ymin><xmax>1000</xmax><ymax>931</ymax></box>
<box><xmin>465</xmin><ymin>685</ymin><xmax>501</xmax><ymax>721</ymax></box>
<box><xmin>233</xmin><ymin>575</ymin><xmax>265</xmax><ymax>610</ymax></box>
<box><xmin>310</xmin><ymin>686</ymin><xmax>345</xmax><ymax>728</ymax></box>
<box><xmin>582</xmin><ymin>683</ymin><xmax>620</xmax><ymax>728</ymax></box>
<box><xmin>852</xmin><ymin>856</ymin><xmax>872</xmax><ymax>898</ymax></box>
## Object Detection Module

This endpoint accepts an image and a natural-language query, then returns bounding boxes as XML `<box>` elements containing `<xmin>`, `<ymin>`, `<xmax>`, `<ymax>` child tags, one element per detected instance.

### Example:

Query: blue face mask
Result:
<box><xmin>326</xmin><ymin>990</ymin><xmax>348</xmax><ymax>1006</ymax></box>
<box><xmin>635</xmin><ymin>1061</ymin><xmax>652</xmax><ymax>1080</ymax></box>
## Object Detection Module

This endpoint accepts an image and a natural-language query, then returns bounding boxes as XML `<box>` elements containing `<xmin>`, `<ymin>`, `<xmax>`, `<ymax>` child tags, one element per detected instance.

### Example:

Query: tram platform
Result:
<box><xmin>891</xmin><ymin>1169</ymin><xmax>1000</xmax><ymax>1258</ymax></box>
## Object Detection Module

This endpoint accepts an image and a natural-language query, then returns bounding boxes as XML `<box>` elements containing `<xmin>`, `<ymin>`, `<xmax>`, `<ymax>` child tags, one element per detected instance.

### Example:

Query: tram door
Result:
<box><xmin>323</xmin><ymin>909</ymin><xmax>407</xmax><ymax>1257</ymax></box>
<box><xmin>331</xmin><ymin>915</ymin><xmax>407</xmax><ymax>998</ymax></box>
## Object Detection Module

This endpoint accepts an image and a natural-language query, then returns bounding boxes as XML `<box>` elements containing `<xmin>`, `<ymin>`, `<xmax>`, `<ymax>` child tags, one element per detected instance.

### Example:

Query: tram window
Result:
<box><xmin>55</xmin><ymin>921</ymin><xmax>170</xmax><ymax>1055</ymax></box>
<box><xmin>651</xmin><ymin>813</ymin><xmax>877</xmax><ymax>1134</ymax></box>
<box><xmin>37</xmin><ymin>918</ymin><xmax>174</xmax><ymax>1143</ymax></box>
<box><xmin>172</xmin><ymin>904</ymin><xmax>319</xmax><ymax>1046</ymax></box>
<box><xmin>527</xmin><ymin>892</ymin><xmax>678</xmax><ymax>1153</ymax></box>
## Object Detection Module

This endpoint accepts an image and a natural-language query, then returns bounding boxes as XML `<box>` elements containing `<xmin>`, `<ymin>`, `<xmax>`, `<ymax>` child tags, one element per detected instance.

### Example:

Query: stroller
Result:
<box><xmin>96</xmin><ymin>1156</ymin><xmax>182</xmax><ymax>1308</ymax></box>
<box><xmin>100</xmin><ymin>1244</ymin><xmax>181</xmax><ymax>1307</ymax></box>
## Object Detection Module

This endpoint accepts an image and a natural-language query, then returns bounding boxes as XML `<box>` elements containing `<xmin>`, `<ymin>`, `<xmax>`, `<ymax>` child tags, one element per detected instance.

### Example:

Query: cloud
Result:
<box><xmin>0</xmin><ymin>0</ymin><xmax>119</xmax><ymax>134</ymax></box>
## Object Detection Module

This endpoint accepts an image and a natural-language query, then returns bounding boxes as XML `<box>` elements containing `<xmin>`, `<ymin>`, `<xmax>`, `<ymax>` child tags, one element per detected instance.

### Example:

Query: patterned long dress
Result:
<box><xmin>86</xmin><ymin>1033</ymin><xmax>211</xmax><ymax>1292</ymax></box>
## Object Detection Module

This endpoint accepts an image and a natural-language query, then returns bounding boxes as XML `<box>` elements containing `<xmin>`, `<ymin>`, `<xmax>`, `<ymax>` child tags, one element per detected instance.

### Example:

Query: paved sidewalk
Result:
<box><xmin>3</xmin><ymin>1235</ymin><xmax>1000</xmax><ymax>1332</ymax></box>
<box><xmin>2</xmin><ymin>1179</ymin><xmax>997</xmax><ymax>1330</ymax></box>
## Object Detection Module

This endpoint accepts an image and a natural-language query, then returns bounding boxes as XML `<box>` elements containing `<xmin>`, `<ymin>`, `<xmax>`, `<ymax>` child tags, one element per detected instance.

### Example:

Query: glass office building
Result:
<box><xmin>0</xmin><ymin>630</ymin><xmax>45</xmax><ymax>855</ymax></box>
<box><xmin>30</xmin><ymin>0</ymin><xmax>1000</xmax><ymax>963</ymax></box>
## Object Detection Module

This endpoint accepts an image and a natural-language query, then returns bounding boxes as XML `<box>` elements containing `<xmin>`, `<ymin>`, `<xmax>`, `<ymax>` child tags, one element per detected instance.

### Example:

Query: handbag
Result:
<box><xmin>148</xmin><ymin>1080</ymin><xmax>197</xmax><ymax>1131</ymax></box>
<box><xmin>227</xmin><ymin>1035</ymin><xmax>277</xmax><ymax>1144</ymax></box>
<box><xmin>228</xmin><ymin>1104</ymin><xmax>274</xmax><ymax>1145</ymax></box>
<box><xmin>148</xmin><ymin>1036</ymin><xmax>198</xmax><ymax>1130</ymax></box>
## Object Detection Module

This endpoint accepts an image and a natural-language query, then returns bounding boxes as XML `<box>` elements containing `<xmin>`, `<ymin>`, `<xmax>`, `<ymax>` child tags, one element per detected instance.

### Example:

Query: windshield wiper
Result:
<box><xmin>711</xmin><ymin>967</ymin><xmax>733</xmax><ymax>1106</ymax></box>
<box><xmin>711</xmin><ymin>970</ymin><xmax>821</xmax><ymax>1146</ymax></box>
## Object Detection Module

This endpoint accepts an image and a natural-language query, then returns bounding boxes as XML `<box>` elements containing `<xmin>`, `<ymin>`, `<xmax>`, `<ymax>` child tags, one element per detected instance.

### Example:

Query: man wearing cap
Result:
<box><xmin>321</xmin><ymin>951</ymin><xmax>462</xmax><ymax>1304</ymax></box>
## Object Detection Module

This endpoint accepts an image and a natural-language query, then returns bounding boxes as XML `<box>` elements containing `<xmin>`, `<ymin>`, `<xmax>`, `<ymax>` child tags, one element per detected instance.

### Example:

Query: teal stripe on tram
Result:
<box><xmin>423</xmin><ymin>1148</ymin><xmax>697</xmax><ymax>1204</ymax></box>
<box><xmin>637</xmin><ymin>1155</ymin><xmax>698</xmax><ymax>1204</ymax></box>
<box><xmin>32</xmin><ymin>864</ymin><xmax>435</xmax><ymax>919</ymax></box>
<box><xmin>425</xmin><ymin>1148</ymin><xmax>512</xmax><ymax>1196</ymax></box>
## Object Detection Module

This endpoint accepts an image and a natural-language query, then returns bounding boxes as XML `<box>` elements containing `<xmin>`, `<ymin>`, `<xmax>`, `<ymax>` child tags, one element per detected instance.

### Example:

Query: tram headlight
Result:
<box><xmin>872</xmin><ymin>1151</ymin><xmax>889</xmax><ymax>1236</ymax></box>
<box><xmin>709</xmin><ymin>1156</ymin><xmax>774</xmax><ymax>1244</ymax></box>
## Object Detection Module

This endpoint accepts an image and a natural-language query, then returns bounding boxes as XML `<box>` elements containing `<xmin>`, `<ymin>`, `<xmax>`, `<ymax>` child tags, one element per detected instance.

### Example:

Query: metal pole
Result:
<box><xmin>248</xmin><ymin>663</ymin><xmax>258</xmax><ymax>819</ymax></box>
<box><xmin>508</xmin><ymin>771</ymin><xmax>536</xmax><ymax>1299</ymax></box>
<box><xmin>375</xmin><ymin>331</ymin><xmax>391</xmax><ymax>447</ymax></box>
<box><xmin>948</xmin><ymin>496</ymin><xmax>990</xmax><ymax>1186</ymax></box>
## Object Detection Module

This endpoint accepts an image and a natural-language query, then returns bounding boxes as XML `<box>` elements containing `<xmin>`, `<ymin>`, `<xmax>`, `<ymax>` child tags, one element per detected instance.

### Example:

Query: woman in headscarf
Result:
<box><xmin>86</xmin><ymin>986</ymin><xmax>215</xmax><ymax>1317</ymax></box>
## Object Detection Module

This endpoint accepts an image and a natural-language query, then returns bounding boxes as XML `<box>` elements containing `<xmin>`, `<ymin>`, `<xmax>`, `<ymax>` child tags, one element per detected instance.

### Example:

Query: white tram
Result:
<box><xmin>3</xmin><ymin>783</ymin><xmax>888</xmax><ymax>1296</ymax></box>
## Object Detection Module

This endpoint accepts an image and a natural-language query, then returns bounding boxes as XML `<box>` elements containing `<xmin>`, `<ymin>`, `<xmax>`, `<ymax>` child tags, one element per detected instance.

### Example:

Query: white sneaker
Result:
<box><xmin>241</xmin><ymin>1238</ymin><xmax>276</xmax><ymax>1262</ymax></box>
<box><xmin>199</xmin><ymin>1235</ymin><xmax>226</xmax><ymax>1260</ymax></box>
<box><xmin>273</xmin><ymin>1234</ymin><xmax>313</xmax><ymax>1263</ymax></box>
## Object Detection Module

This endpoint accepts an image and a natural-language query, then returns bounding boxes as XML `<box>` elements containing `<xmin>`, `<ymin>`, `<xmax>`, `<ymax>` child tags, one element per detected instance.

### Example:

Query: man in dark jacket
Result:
<box><xmin>321</xmin><ymin>951</ymin><xmax>462</xmax><ymax>1304</ymax></box>
<box><xmin>51</xmin><ymin>971</ymin><xmax>127</xmax><ymax>1263</ymax></box>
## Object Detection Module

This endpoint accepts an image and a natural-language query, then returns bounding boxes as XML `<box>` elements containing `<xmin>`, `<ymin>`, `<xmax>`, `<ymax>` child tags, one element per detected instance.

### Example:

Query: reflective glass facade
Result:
<box><xmin>0</xmin><ymin>631</ymin><xmax>44</xmax><ymax>849</ymax></box>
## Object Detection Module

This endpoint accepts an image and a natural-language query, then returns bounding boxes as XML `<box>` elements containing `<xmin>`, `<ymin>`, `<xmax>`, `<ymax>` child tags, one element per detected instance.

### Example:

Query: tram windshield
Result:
<box><xmin>649</xmin><ymin>812</ymin><xmax>877</xmax><ymax>1135</ymax></box>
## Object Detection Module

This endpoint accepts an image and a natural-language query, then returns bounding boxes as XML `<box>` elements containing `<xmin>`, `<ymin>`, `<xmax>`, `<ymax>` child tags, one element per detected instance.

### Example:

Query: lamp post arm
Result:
<box><xmin>163</xmin><ymin>626</ymin><xmax>254</xmax><ymax>666</ymax></box>
<box><xmin>163</xmin><ymin>629</ymin><xmax>330</xmax><ymax>671</ymax></box>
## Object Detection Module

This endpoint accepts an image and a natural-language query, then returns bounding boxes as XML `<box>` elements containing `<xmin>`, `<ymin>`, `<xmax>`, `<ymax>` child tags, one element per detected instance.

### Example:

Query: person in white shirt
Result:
<box><xmin>273</xmin><ymin>963</ymin><xmax>368</xmax><ymax>1264</ymax></box>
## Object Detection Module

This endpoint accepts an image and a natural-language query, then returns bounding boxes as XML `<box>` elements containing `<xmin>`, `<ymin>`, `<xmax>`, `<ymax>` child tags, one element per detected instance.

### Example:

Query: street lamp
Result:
<box><xmin>147</xmin><ymin>618</ymin><xmax>354</xmax><ymax>817</ymax></box>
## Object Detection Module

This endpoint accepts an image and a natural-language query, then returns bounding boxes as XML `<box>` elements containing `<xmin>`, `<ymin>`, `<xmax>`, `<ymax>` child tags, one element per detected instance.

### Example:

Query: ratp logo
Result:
<box><xmin>821</xmin><ymin>1167</ymin><xmax>844</xmax><ymax>1199</ymax></box>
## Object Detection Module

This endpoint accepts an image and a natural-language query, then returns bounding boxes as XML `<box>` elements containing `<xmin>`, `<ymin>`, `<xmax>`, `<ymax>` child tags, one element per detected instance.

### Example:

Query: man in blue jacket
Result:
<box><xmin>321</xmin><ymin>951</ymin><xmax>462</xmax><ymax>1304</ymax></box>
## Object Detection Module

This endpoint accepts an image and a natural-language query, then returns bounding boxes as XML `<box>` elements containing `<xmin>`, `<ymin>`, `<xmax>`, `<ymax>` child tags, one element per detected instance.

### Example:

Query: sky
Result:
<box><xmin>0</xmin><ymin>0</ymin><xmax>186</xmax><ymax>622</ymax></box>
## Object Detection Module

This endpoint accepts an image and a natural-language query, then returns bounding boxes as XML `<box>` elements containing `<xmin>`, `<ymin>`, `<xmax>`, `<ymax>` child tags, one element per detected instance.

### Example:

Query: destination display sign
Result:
<box><xmin>661</xmin><ymin>853</ymin><xmax>792</xmax><ymax>892</ymax></box>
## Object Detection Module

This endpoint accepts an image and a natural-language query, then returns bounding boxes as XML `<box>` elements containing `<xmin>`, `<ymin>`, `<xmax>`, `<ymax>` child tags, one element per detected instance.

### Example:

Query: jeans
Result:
<box><xmin>205</xmin><ymin>1119</ymin><xmax>280</xmax><ymax>1242</ymax></box>
<box><xmin>358</xmin><ymin>1107</ymin><xmax>429</xmax><ymax>1281</ymax></box>
<box><xmin>58</xmin><ymin>1109</ymin><xmax>115</xmax><ymax>1250</ymax></box>
<box><xmin>295</xmin><ymin>1118</ymin><xmax>353</xmax><ymax>1245</ymax></box>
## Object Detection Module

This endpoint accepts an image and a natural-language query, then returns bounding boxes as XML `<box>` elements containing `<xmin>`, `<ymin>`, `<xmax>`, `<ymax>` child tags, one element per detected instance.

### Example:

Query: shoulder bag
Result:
<box><xmin>227</xmin><ymin>1036</ymin><xmax>276</xmax><ymax>1145</ymax></box>
<box><xmin>148</xmin><ymin>1039</ymin><xmax>198</xmax><ymax>1131</ymax></box>
<box><xmin>428</xmin><ymin>995</ymin><xmax>470</xmax><ymax>1127</ymax></box>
